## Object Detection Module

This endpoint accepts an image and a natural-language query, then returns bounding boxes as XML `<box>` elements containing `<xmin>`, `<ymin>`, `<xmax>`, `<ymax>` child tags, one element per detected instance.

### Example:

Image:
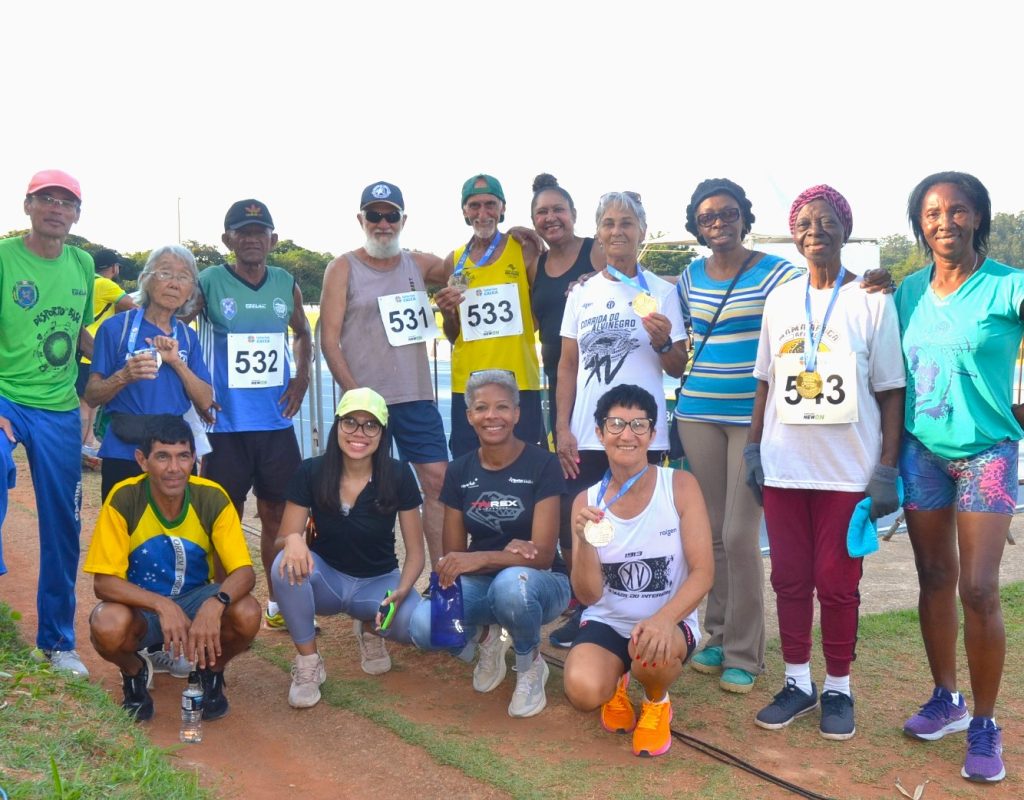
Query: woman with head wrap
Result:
<box><xmin>678</xmin><ymin>179</ymin><xmax>803</xmax><ymax>694</ymax></box>
<box><xmin>745</xmin><ymin>185</ymin><xmax>905</xmax><ymax>740</ymax></box>
<box><xmin>895</xmin><ymin>172</ymin><xmax>1024</xmax><ymax>783</ymax></box>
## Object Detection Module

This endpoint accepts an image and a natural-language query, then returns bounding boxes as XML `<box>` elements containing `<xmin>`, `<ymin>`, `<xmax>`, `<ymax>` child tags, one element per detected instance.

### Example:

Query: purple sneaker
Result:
<box><xmin>903</xmin><ymin>687</ymin><xmax>970</xmax><ymax>740</ymax></box>
<box><xmin>961</xmin><ymin>717</ymin><xmax>1005</xmax><ymax>783</ymax></box>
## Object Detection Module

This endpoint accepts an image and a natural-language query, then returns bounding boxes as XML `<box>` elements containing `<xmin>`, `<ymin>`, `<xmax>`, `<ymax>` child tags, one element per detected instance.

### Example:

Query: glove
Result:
<box><xmin>865</xmin><ymin>464</ymin><xmax>900</xmax><ymax>520</ymax></box>
<box><xmin>743</xmin><ymin>443</ymin><xmax>764</xmax><ymax>506</ymax></box>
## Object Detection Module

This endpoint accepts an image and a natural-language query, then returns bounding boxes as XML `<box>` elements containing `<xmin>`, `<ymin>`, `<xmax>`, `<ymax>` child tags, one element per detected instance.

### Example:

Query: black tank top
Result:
<box><xmin>531</xmin><ymin>237</ymin><xmax>595</xmax><ymax>370</ymax></box>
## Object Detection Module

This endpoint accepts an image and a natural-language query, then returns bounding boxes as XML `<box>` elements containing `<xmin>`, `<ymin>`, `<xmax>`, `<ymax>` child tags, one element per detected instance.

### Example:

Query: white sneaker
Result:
<box><xmin>33</xmin><ymin>648</ymin><xmax>90</xmax><ymax>679</ymax></box>
<box><xmin>143</xmin><ymin>648</ymin><xmax>191</xmax><ymax>679</ymax></box>
<box><xmin>472</xmin><ymin>625</ymin><xmax>511</xmax><ymax>693</ymax></box>
<box><xmin>353</xmin><ymin>620</ymin><xmax>391</xmax><ymax>675</ymax></box>
<box><xmin>289</xmin><ymin>653</ymin><xmax>327</xmax><ymax>708</ymax></box>
<box><xmin>508</xmin><ymin>655</ymin><xmax>550</xmax><ymax>718</ymax></box>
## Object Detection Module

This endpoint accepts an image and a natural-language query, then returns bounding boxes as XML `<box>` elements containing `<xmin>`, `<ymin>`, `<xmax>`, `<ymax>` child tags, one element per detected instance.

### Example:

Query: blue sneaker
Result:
<box><xmin>961</xmin><ymin>717</ymin><xmax>1005</xmax><ymax>783</ymax></box>
<box><xmin>755</xmin><ymin>678</ymin><xmax>818</xmax><ymax>730</ymax></box>
<box><xmin>903</xmin><ymin>686</ymin><xmax>970</xmax><ymax>741</ymax></box>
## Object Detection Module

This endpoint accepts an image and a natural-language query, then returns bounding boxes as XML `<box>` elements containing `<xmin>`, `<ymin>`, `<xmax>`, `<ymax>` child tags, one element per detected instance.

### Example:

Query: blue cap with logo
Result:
<box><xmin>360</xmin><ymin>181</ymin><xmax>404</xmax><ymax>211</ymax></box>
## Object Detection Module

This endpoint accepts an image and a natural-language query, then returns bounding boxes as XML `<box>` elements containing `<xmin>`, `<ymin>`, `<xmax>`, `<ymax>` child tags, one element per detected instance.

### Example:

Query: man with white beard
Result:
<box><xmin>319</xmin><ymin>182</ymin><xmax>449</xmax><ymax>565</ymax></box>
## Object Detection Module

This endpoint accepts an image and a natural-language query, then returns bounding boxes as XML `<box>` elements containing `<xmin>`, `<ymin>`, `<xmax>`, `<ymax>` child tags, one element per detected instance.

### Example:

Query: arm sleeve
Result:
<box><xmin>868</xmin><ymin>295</ymin><xmax>908</xmax><ymax>391</ymax></box>
<box><xmin>91</xmin><ymin>315</ymin><xmax>122</xmax><ymax>377</ymax></box>
<box><xmin>396</xmin><ymin>461</ymin><xmax>424</xmax><ymax>511</ymax></box>
<box><xmin>751</xmin><ymin>301</ymin><xmax>774</xmax><ymax>382</ymax></box>
<box><xmin>533</xmin><ymin>451</ymin><xmax>568</xmax><ymax>503</ymax></box>
<box><xmin>186</xmin><ymin>327</ymin><xmax>212</xmax><ymax>384</ymax></box>
<box><xmin>559</xmin><ymin>285</ymin><xmax>582</xmax><ymax>340</ymax></box>
<box><xmin>83</xmin><ymin>501</ymin><xmax>130</xmax><ymax>578</ymax></box>
<box><xmin>439</xmin><ymin>457</ymin><xmax>463</xmax><ymax>509</ymax></box>
<box><xmin>210</xmin><ymin>496</ymin><xmax>253</xmax><ymax>575</ymax></box>
<box><xmin>285</xmin><ymin>459</ymin><xmax>315</xmax><ymax>507</ymax></box>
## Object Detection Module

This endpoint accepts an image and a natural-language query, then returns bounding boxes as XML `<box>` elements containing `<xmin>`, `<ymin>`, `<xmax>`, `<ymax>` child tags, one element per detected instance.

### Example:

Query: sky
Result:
<box><xmin>3</xmin><ymin>1</ymin><xmax>1022</xmax><ymax>262</ymax></box>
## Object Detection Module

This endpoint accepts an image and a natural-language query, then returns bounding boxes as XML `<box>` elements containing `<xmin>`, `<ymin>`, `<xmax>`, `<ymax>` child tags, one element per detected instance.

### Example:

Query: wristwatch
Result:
<box><xmin>654</xmin><ymin>338</ymin><xmax>673</xmax><ymax>354</ymax></box>
<box><xmin>214</xmin><ymin>591</ymin><xmax>232</xmax><ymax>607</ymax></box>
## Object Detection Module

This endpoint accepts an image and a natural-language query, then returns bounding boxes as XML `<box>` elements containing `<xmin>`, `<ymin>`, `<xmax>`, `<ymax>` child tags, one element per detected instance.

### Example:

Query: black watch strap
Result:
<box><xmin>214</xmin><ymin>590</ymin><xmax>232</xmax><ymax>607</ymax></box>
<box><xmin>655</xmin><ymin>338</ymin><xmax>674</xmax><ymax>354</ymax></box>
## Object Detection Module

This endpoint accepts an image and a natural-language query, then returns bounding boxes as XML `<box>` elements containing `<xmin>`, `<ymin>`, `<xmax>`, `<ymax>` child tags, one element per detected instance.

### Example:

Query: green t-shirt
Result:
<box><xmin>896</xmin><ymin>259</ymin><xmax>1024</xmax><ymax>458</ymax></box>
<box><xmin>0</xmin><ymin>236</ymin><xmax>94</xmax><ymax>410</ymax></box>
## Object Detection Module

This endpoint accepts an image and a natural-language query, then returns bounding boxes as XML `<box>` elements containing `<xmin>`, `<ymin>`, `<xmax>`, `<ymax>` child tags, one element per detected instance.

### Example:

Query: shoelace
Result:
<box><xmin>772</xmin><ymin>678</ymin><xmax>802</xmax><ymax>704</ymax></box>
<box><xmin>820</xmin><ymin>692</ymin><xmax>849</xmax><ymax>714</ymax></box>
<box><xmin>967</xmin><ymin>724</ymin><xmax>999</xmax><ymax>756</ymax></box>
<box><xmin>637</xmin><ymin>700</ymin><xmax>667</xmax><ymax>731</ymax></box>
<box><xmin>513</xmin><ymin>665</ymin><xmax>542</xmax><ymax>697</ymax></box>
<box><xmin>360</xmin><ymin>632</ymin><xmax>388</xmax><ymax>659</ymax></box>
<box><xmin>915</xmin><ymin>693</ymin><xmax>954</xmax><ymax>720</ymax></box>
<box><xmin>605</xmin><ymin>686</ymin><xmax>632</xmax><ymax>716</ymax></box>
<box><xmin>292</xmin><ymin>659</ymin><xmax>322</xmax><ymax>684</ymax></box>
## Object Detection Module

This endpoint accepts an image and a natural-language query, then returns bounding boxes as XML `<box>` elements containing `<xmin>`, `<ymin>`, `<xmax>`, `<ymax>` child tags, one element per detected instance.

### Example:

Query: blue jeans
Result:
<box><xmin>410</xmin><ymin>567</ymin><xmax>569</xmax><ymax>670</ymax></box>
<box><xmin>0</xmin><ymin>397</ymin><xmax>81</xmax><ymax>651</ymax></box>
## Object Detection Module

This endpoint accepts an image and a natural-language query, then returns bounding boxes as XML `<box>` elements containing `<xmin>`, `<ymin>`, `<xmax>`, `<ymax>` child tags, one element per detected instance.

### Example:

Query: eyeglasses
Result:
<box><xmin>32</xmin><ymin>193</ymin><xmax>80</xmax><ymax>211</ymax></box>
<box><xmin>339</xmin><ymin>416</ymin><xmax>382</xmax><ymax>437</ymax></box>
<box><xmin>602</xmin><ymin>416</ymin><xmax>653</xmax><ymax>435</ymax></box>
<box><xmin>697</xmin><ymin>208</ymin><xmax>741</xmax><ymax>228</ymax></box>
<box><xmin>364</xmin><ymin>209</ymin><xmax>402</xmax><ymax>224</ymax></box>
<box><xmin>151</xmin><ymin>270</ymin><xmax>195</xmax><ymax>285</ymax></box>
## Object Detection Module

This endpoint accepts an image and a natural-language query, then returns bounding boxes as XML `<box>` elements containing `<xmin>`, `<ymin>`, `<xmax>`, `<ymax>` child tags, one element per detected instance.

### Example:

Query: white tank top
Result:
<box><xmin>581</xmin><ymin>466</ymin><xmax>700</xmax><ymax>642</ymax></box>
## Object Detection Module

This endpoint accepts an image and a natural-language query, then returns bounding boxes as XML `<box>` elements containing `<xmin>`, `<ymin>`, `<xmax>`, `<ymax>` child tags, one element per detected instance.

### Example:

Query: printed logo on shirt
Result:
<box><xmin>72</xmin><ymin>287</ymin><xmax>88</xmax><ymax>296</ymax></box>
<box><xmin>273</xmin><ymin>297</ymin><xmax>288</xmax><ymax>319</ymax></box>
<box><xmin>460</xmin><ymin>478</ymin><xmax>479</xmax><ymax>490</ymax></box>
<box><xmin>507</xmin><ymin>477</ymin><xmax>533</xmax><ymax>485</ymax></box>
<box><xmin>31</xmin><ymin>304</ymin><xmax>83</xmax><ymax>371</ymax></box>
<box><xmin>606</xmin><ymin>300</ymin><xmax>615</xmax><ymax>310</ymax></box>
<box><xmin>467</xmin><ymin>491</ymin><xmax>524</xmax><ymax>533</ymax></box>
<box><xmin>221</xmin><ymin>297</ymin><xmax>237</xmax><ymax>320</ymax></box>
<box><xmin>13</xmin><ymin>280</ymin><xmax>39</xmax><ymax>309</ymax></box>
<box><xmin>602</xmin><ymin>555</ymin><xmax>673</xmax><ymax>595</ymax></box>
<box><xmin>579</xmin><ymin>325</ymin><xmax>640</xmax><ymax>386</ymax></box>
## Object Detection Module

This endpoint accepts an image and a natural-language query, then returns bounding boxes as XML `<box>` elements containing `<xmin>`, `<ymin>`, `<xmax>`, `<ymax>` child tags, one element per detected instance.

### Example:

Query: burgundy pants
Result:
<box><xmin>763</xmin><ymin>487</ymin><xmax>864</xmax><ymax>677</ymax></box>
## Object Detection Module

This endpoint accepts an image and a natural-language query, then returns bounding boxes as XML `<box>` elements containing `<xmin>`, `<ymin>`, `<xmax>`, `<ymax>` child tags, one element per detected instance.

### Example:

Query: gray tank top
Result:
<box><xmin>340</xmin><ymin>250</ymin><xmax>435</xmax><ymax>404</ymax></box>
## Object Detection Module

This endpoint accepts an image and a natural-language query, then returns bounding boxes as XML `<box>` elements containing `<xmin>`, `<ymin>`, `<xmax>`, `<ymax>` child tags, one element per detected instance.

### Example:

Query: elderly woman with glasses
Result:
<box><xmin>745</xmin><ymin>185</ymin><xmax>905</xmax><ymax>741</ymax></box>
<box><xmin>410</xmin><ymin>369</ymin><xmax>570</xmax><ymax>718</ymax></box>
<box><xmin>85</xmin><ymin>244</ymin><xmax>213</xmax><ymax>501</ymax></box>
<box><xmin>272</xmin><ymin>387</ymin><xmax>425</xmax><ymax>708</ymax></box>
<box><xmin>563</xmin><ymin>384</ymin><xmax>712</xmax><ymax>758</ymax></box>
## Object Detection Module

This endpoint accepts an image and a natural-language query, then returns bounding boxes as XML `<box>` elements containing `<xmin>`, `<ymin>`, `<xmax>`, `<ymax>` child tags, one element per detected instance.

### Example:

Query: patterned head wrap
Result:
<box><xmin>789</xmin><ymin>184</ymin><xmax>853</xmax><ymax>243</ymax></box>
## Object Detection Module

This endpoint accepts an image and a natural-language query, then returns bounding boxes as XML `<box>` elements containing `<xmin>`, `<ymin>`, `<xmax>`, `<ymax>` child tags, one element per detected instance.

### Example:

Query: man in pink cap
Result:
<box><xmin>0</xmin><ymin>169</ymin><xmax>95</xmax><ymax>678</ymax></box>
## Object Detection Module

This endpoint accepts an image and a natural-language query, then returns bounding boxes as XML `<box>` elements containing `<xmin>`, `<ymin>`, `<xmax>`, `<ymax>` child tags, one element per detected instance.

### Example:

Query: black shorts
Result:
<box><xmin>75</xmin><ymin>362</ymin><xmax>91</xmax><ymax>398</ymax></box>
<box><xmin>571</xmin><ymin>617</ymin><xmax>696</xmax><ymax>674</ymax></box>
<box><xmin>202</xmin><ymin>428</ymin><xmax>301</xmax><ymax>508</ymax></box>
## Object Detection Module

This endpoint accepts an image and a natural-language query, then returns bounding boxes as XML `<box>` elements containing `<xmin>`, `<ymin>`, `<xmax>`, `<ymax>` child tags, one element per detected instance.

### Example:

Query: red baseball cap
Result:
<box><xmin>27</xmin><ymin>169</ymin><xmax>82</xmax><ymax>202</ymax></box>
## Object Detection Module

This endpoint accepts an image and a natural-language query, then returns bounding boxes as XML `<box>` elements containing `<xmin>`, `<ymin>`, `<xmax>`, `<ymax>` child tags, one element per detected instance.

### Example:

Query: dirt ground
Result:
<box><xmin>3</xmin><ymin>456</ymin><xmax>1024</xmax><ymax>799</ymax></box>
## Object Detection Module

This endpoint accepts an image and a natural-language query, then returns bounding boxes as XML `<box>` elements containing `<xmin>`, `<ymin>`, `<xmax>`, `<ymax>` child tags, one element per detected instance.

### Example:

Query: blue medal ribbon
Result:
<box><xmin>802</xmin><ymin>266</ymin><xmax>846</xmax><ymax>374</ymax></box>
<box><xmin>595</xmin><ymin>465</ymin><xmax>649</xmax><ymax>514</ymax></box>
<box><xmin>453</xmin><ymin>231</ymin><xmax>501</xmax><ymax>279</ymax></box>
<box><xmin>606</xmin><ymin>263</ymin><xmax>650</xmax><ymax>295</ymax></box>
<box><xmin>125</xmin><ymin>309</ymin><xmax>185</xmax><ymax>359</ymax></box>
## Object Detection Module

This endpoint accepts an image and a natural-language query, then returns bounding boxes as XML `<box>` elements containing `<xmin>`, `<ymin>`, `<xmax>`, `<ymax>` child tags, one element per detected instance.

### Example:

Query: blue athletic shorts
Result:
<box><xmin>137</xmin><ymin>583</ymin><xmax>222</xmax><ymax>650</ymax></box>
<box><xmin>387</xmin><ymin>400</ymin><xmax>448</xmax><ymax>464</ymax></box>
<box><xmin>571</xmin><ymin>617</ymin><xmax>696</xmax><ymax>674</ymax></box>
<box><xmin>900</xmin><ymin>435</ymin><xmax>1018</xmax><ymax>515</ymax></box>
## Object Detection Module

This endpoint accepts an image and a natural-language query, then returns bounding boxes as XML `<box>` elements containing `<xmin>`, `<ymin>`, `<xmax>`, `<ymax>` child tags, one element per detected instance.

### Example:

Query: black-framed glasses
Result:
<box><xmin>31</xmin><ymin>193</ymin><xmax>80</xmax><ymax>211</ymax></box>
<box><xmin>697</xmin><ymin>207</ymin><xmax>740</xmax><ymax>228</ymax></box>
<box><xmin>364</xmin><ymin>209</ymin><xmax>402</xmax><ymax>224</ymax></box>
<box><xmin>602</xmin><ymin>417</ymin><xmax>653</xmax><ymax>435</ymax></box>
<box><xmin>339</xmin><ymin>416</ymin><xmax>382</xmax><ymax>437</ymax></box>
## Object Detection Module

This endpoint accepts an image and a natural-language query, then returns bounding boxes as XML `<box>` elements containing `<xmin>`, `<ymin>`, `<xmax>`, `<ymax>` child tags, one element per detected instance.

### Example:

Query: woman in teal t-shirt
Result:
<box><xmin>895</xmin><ymin>171</ymin><xmax>1024</xmax><ymax>785</ymax></box>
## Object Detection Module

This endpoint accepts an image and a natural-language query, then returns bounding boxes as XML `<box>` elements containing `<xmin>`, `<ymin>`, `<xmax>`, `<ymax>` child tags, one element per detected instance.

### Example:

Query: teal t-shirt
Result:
<box><xmin>896</xmin><ymin>259</ymin><xmax>1024</xmax><ymax>459</ymax></box>
<box><xmin>0</xmin><ymin>237</ymin><xmax>94</xmax><ymax>410</ymax></box>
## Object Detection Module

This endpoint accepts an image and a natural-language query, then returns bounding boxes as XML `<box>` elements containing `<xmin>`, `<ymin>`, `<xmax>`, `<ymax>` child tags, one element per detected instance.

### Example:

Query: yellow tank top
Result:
<box><xmin>450</xmin><ymin>235</ymin><xmax>540</xmax><ymax>392</ymax></box>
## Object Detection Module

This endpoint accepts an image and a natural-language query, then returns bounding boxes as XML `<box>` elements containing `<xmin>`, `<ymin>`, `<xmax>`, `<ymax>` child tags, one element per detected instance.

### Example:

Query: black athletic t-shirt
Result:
<box><xmin>440</xmin><ymin>443</ymin><xmax>567</xmax><ymax>574</ymax></box>
<box><xmin>531</xmin><ymin>238</ymin><xmax>595</xmax><ymax>366</ymax></box>
<box><xmin>286</xmin><ymin>455</ymin><xmax>422</xmax><ymax>577</ymax></box>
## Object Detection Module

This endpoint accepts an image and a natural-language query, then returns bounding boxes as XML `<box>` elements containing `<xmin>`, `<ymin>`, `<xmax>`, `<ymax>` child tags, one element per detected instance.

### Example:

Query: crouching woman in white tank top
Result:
<box><xmin>562</xmin><ymin>384</ymin><xmax>713</xmax><ymax>758</ymax></box>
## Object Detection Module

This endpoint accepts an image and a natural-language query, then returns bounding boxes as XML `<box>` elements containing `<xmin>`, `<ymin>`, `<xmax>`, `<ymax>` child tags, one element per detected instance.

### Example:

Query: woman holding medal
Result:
<box><xmin>895</xmin><ymin>172</ymin><xmax>1024</xmax><ymax>783</ymax></box>
<box><xmin>86</xmin><ymin>245</ymin><xmax>212</xmax><ymax>501</ymax></box>
<box><xmin>551</xmin><ymin>192</ymin><xmax>688</xmax><ymax>647</ymax></box>
<box><xmin>745</xmin><ymin>185</ymin><xmax>905</xmax><ymax>741</ymax></box>
<box><xmin>409</xmin><ymin>369</ymin><xmax>569</xmax><ymax>718</ymax></box>
<box><xmin>562</xmin><ymin>384</ymin><xmax>713</xmax><ymax>758</ymax></box>
<box><xmin>272</xmin><ymin>388</ymin><xmax>425</xmax><ymax>708</ymax></box>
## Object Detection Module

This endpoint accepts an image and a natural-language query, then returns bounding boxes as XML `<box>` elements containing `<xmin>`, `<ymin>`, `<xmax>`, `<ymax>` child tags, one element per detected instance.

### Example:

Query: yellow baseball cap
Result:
<box><xmin>335</xmin><ymin>388</ymin><xmax>389</xmax><ymax>426</ymax></box>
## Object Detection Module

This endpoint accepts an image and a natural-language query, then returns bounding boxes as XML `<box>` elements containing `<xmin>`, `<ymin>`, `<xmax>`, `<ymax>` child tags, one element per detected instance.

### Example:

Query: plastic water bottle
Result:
<box><xmin>179</xmin><ymin>670</ymin><xmax>204</xmax><ymax>743</ymax></box>
<box><xmin>429</xmin><ymin>572</ymin><xmax>467</xmax><ymax>648</ymax></box>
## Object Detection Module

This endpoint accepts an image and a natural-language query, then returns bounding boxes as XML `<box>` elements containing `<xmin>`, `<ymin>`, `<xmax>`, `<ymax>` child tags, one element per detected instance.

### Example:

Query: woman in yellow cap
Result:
<box><xmin>272</xmin><ymin>387</ymin><xmax>425</xmax><ymax>707</ymax></box>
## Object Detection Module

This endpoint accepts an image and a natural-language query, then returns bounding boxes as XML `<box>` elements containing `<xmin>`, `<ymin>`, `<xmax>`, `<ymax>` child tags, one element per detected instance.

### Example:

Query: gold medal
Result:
<box><xmin>584</xmin><ymin>518</ymin><xmax>615</xmax><ymax>548</ymax></box>
<box><xmin>631</xmin><ymin>292</ymin><xmax>659</xmax><ymax>318</ymax></box>
<box><xmin>447</xmin><ymin>272</ymin><xmax>468</xmax><ymax>292</ymax></box>
<box><xmin>795</xmin><ymin>370</ymin><xmax>822</xmax><ymax>399</ymax></box>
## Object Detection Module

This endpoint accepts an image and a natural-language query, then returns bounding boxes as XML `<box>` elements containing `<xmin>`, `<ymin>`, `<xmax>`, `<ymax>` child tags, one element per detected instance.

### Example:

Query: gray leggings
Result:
<box><xmin>272</xmin><ymin>550</ymin><xmax>421</xmax><ymax>646</ymax></box>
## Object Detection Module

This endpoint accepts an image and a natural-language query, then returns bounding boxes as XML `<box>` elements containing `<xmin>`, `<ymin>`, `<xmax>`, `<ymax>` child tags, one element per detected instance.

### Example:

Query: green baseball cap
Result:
<box><xmin>461</xmin><ymin>174</ymin><xmax>505</xmax><ymax>206</ymax></box>
<box><xmin>335</xmin><ymin>387</ymin><xmax>389</xmax><ymax>426</ymax></box>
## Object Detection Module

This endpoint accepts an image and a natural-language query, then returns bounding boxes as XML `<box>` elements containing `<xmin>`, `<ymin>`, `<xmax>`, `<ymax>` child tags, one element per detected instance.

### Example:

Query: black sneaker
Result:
<box><xmin>549</xmin><ymin>606</ymin><xmax>583</xmax><ymax>648</ymax></box>
<box><xmin>819</xmin><ymin>690</ymin><xmax>856</xmax><ymax>740</ymax></box>
<box><xmin>198</xmin><ymin>668</ymin><xmax>230</xmax><ymax>720</ymax></box>
<box><xmin>121</xmin><ymin>655</ymin><xmax>154</xmax><ymax>722</ymax></box>
<box><xmin>754</xmin><ymin>678</ymin><xmax>818</xmax><ymax>730</ymax></box>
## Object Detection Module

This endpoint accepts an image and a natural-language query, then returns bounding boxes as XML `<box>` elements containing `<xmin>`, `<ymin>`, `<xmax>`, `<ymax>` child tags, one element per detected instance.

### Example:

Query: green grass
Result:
<box><xmin>0</xmin><ymin>603</ymin><xmax>210</xmax><ymax>800</ymax></box>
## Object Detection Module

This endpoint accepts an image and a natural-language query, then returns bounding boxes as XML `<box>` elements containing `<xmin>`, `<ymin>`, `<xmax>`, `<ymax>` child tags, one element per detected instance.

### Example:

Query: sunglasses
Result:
<box><xmin>697</xmin><ymin>207</ymin><xmax>741</xmax><ymax>228</ymax></box>
<box><xmin>364</xmin><ymin>209</ymin><xmax>402</xmax><ymax>224</ymax></box>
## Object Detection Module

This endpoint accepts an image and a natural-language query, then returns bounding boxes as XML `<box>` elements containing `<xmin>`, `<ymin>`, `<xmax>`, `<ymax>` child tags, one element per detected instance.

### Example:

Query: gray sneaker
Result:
<box><xmin>473</xmin><ymin>625</ymin><xmax>511</xmax><ymax>693</ymax></box>
<box><xmin>289</xmin><ymin>653</ymin><xmax>327</xmax><ymax>708</ymax></box>
<box><xmin>144</xmin><ymin>648</ymin><xmax>191</xmax><ymax>679</ymax></box>
<box><xmin>33</xmin><ymin>648</ymin><xmax>90</xmax><ymax>679</ymax></box>
<box><xmin>353</xmin><ymin>620</ymin><xmax>391</xmax><ymax>675</ymax></box>
<box><xmin>508</xmin><ymin>656</ymin><xmax>550</xmax><ymax>718</ymax></box>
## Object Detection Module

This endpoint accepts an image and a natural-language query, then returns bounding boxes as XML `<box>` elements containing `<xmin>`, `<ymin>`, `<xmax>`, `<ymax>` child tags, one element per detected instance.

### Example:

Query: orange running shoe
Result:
<box><xmin>601</xmin><ymin>673</ymin><xmax>637</xmax><ymax>733</ymax></box>
<box><xmin>633</xmin><ymin>696</ymin><xmax>673</xmax><ymax>757</ymax></box>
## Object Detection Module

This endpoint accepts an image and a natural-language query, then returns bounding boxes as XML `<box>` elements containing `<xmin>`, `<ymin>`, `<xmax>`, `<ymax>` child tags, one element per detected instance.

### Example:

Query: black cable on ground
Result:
<box><xmin>541</xmin><ymin>651</ymin><xmax>837</xmax><ymax>800</ymax></box>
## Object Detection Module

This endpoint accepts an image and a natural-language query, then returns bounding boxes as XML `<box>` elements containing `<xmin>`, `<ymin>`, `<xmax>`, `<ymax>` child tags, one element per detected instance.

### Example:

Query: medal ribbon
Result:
<box><xmin>606</xmin><ymin>263</ymin><xmax>650</xmax><ymax>295</ymax></box>
<box><xmin>802</xmin><ymin>266</ymin><xmax>846</xmax><ymax>374</ymax></box>
<box><xmin>125</xmin><ymin>309</ymin><xmax>185</xmax><ymax>355</ymax></box>
<box><xmin>453</xmin><ymin>231</ymin><xmax>501</xmax><ymax>278</ymax></box>
<box><xmin>595</xmin><ymin>465</ymin><xmax>649</xmax><ymax>514</ymax></box>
